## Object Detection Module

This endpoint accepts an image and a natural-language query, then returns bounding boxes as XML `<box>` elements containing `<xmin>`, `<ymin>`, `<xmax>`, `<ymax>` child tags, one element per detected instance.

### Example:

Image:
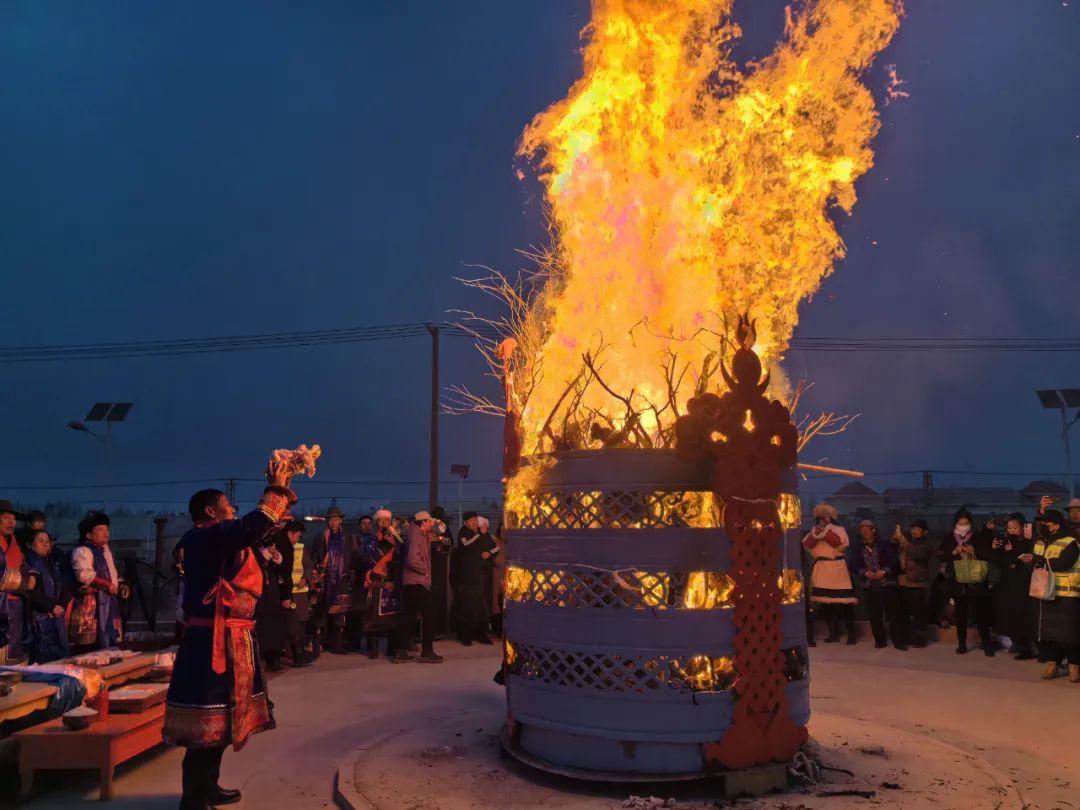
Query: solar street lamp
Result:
<box><xmin>67</xmin><ymin>402</ymin><xmax>134</xmax><ymax>510</ymax></box>
<box><xmin>1036</xmin><ymin>389</ymin><xmax>1080</xmax><ymax>497</ymax></box>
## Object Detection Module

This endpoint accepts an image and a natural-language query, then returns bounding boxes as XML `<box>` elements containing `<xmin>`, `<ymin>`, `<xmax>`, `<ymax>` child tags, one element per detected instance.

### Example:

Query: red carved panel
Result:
<box><xmin>677</xmin><ymin>316</ymin><xmax>808</xmax><ymax>770</ymax></box>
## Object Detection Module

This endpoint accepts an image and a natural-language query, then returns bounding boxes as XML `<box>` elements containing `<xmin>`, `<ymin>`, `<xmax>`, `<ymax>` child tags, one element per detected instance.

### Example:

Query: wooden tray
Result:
<box><xmin>107</xmin><ymin>683</ymin><xmax>169</xmax><ymax>714</ymax></box>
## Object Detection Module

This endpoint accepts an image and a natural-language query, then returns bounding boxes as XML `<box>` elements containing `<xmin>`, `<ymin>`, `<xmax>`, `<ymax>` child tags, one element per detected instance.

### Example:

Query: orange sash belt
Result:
<box><xmin>190</xmin><ymin>578</ymin><xmax>257</xmax><ymax>674</ymax></box>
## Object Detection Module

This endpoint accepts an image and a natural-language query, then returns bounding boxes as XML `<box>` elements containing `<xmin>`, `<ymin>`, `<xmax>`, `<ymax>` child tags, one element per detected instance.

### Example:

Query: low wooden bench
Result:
<box><xmin>15</xmin><ymin>701</ymin><xmax>166</xmax><ymax>800</ymax></box>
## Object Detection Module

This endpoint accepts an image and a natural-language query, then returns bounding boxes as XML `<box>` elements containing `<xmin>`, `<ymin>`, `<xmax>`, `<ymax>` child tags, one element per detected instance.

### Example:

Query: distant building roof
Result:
<box><xmin>883</xmin><ymin>487</ymin><xmax>1019</xmax><ymax>506</ymax></box>
<box><xmin>831</xmin><ymin>481</ymin><xmax>879</xmax><ymax>497</ymax></box>
<box><xmin>1021</xmin><ymin>479</ymin><xmax>1069</xmax><ymax>496</ymax></box>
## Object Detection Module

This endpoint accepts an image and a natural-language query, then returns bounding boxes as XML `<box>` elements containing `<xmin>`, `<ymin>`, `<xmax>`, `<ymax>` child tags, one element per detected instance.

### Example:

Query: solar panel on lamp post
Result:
<box><xmin>68</xmin><ymin>402</ymin><xmax>134</xmax><ymax>511</ymax></box>
<box><xmin>1036</xmin><ymin>389</ymin><xmax>1080</xmax><ymax>498</ymax></box>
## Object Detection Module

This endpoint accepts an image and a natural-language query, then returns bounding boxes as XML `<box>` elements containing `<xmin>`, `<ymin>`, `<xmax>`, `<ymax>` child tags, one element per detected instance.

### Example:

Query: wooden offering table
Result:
<box><xmin>15</xmin><ymin>702</ymin><xmax>166</xmax><ymax>800</ymax></box>
<box><xmin>0</xmin><ymin>682</ymin><xmax>57</xmax><ymax>725</ymax></box>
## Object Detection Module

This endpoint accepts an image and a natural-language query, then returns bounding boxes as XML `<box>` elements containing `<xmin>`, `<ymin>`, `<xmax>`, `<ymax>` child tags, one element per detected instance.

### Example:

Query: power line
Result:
<box><xmin>0</xmin><ymin>477</ymin><xmax>505</xmax><ymax>491</ymax></box>
<box><xmin>3</xmin><ymin>469</ymin><xmax>1068</xmax><ymax>491</ymax></box>
<box><xmin>1</xmin><ymin>321</ymin><xmax>1077</xmax><ymax>364</ymax></box>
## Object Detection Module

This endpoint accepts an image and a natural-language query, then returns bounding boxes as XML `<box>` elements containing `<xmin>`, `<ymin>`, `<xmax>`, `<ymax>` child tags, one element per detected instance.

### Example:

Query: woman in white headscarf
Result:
<box><xmin>803</xmin><ymin>502</ymin><xmax>858</xmax><ymax>644</ymax></box>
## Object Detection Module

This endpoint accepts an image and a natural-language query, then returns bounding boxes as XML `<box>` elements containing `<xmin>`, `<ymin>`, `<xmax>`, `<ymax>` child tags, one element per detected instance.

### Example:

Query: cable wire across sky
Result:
<box><xmin>0</xmin><ymin>322</ymin><xmax>1078</xmax><ymax>363</ymax></box>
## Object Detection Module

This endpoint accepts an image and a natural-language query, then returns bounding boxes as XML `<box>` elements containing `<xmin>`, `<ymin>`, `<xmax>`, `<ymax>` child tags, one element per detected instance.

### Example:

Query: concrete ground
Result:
<box><xmin>10</xmin><ymin>640</ymin><xmax>1079</xmax><ymax>809</ymax></box>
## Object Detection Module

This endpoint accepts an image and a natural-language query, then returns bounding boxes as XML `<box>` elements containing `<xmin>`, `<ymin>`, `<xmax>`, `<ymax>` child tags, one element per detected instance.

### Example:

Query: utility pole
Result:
<box><xmin>427</xmin><ymin>324</ymin><xmax>440</xmax><ymax>511</ymax></box>
<box><xmin>921</xmin><ymin>471</ymin><xmax>934</xmax><ymax>506</ymax></box>
<box><xmin>225</xmin><ymin>478</ymin><xmax>237</xmax><ymax>505</ymax></box>
<box><xmin>151</xmin><ymin>516</ymin><xmax>168</xmax><ymax>633</ymax></box>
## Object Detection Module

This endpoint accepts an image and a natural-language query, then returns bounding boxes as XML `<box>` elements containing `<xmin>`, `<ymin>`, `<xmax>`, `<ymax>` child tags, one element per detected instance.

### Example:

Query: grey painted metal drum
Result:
<box><xmin>502</xmin><ymin>448</ymin><xmax>809</xmax><ymax>778</ymax></box>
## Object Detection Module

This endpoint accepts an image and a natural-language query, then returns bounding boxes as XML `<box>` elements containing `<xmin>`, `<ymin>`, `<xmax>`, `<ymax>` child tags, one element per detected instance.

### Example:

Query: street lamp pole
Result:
<box><xmin>67</xmin><ymin>402</ymin><xmax>133</xmax><ymax>512</ymax></box>
<box><xmin>450</xmin><ymin>464</ymin><xmax>471</xmax><ymax>531</ymax></box>
<box><xmin>1036</xmin><ymin>389</ymin><xmax>1080</xmax><ymax>498</ymax></box>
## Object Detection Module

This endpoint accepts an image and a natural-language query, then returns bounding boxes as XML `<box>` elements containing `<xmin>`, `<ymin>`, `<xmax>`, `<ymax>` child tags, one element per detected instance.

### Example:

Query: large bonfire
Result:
<box><xmin>453</xmin><ymin>0</ymin><xmax>903</xmax><ymax>465</ymax></box>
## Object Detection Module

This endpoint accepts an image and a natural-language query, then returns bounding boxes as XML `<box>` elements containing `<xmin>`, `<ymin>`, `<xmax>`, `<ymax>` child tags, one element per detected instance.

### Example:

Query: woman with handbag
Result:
<box><xmin>938</xmin><ymin>509</ymin><xmax>994</xmax><ymax>656</ymax></box>
<box><xmin>1031</xmin><ymin>509</ymin><xmax>1080</xmax><ymax>682</ymax></box>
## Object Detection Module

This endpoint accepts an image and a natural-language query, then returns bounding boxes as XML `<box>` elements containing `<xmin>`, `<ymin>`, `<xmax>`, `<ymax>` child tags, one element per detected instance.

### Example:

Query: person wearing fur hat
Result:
<box><xmin>0</xmin><ymin>499</ymin><xmax>34</xmax><ymax>664</ymax></box>
<box><xmin>938</xmin><ymin>508</ymin><xmax>995</xmax><ymax>656</ymax></box>
<box><xmin>69</xmin><ymin>511</ymin><xmax>123</xmax><ymax>652</ymax></box>
<box><xmin>802</xmin><ymin>503</ymin><xmax>858</xmax><ymax>645</ymax></box>
<box><xmin>1032</xmin><ymin>509</ymin><xmax>1080</xmax><ymax>682</ymax></box>
<box><xmin>311</xmin><ymin>504</ymin><xmax>363</xmax><ymax>655</ymax></box>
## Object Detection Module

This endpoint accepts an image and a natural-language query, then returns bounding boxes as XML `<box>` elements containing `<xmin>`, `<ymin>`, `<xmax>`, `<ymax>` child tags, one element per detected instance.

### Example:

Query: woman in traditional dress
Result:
<box><xmin>25</xmin><ymin>530</ymin><xmax>73</xmax><ymax>664</ymax></box>
<box><xmin>69</xmin><ymin>512</ymin><xmax>122</xmax><ymax>652</ymax></box>
<box><xmin>360</xmin><ymin>509</ymin><xmax>402</xmax><ymax>659</ymax></box>
<box><xmin>802</xmin><ymin>503</ymin><xmax>858</xmax><ymax>645</ymax></box>
<box><xmin>311</xmin><ymin>505</ymin><xmax>361</xmax><ymax>654</ymax></box>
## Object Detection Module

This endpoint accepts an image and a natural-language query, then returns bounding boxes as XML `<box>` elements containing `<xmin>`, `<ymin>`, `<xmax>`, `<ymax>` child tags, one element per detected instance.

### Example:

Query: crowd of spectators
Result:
<box><xmin>0</xmin><ymin>500</ymin><xmax>505</xmax><ymax>671</ymax></box>
<box><xmin>803</xmin><ymin>496</ymin><xmax>1080</xmax><ymax>682</ymax></box>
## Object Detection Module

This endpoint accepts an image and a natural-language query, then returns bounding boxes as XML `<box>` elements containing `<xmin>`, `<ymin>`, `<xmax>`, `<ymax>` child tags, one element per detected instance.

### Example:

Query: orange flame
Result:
<box><xmin>516</xmin><ymin>0</ymin><xmax>902</xmax><ymax>450</ymax></box>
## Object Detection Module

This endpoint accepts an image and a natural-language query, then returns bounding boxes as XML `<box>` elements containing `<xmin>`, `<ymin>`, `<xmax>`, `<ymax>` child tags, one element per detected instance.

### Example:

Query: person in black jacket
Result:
<box><xmin>992</xmin><ymin>513</ymin><xmax>1035</xmax><ymax>659</ymax></box>
<box><xmin>939</xmin><ymin>508</ymin><xmax>995</xmax><ymax>656</ymax></box>
<box><xmin>451</xmin><ymin>512</ymin><xmax>498</xmax><ymax>646</ymax></box>
<box><xmin>255</xmin><ymin>530</ymin><xmax>290</xmax><ymax>672</ymax></box>
<box><xmin>848</xmin><ymin>520</ymin><xmax>906</xmax><ymax>650</ymax></box>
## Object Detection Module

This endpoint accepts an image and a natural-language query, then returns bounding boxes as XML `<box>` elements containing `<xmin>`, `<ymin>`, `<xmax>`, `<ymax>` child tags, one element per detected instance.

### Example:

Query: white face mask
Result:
<box><xmin>955</xmin><ymin>523</ymin><xmax>972</xmax><ymax>534</ymax></box>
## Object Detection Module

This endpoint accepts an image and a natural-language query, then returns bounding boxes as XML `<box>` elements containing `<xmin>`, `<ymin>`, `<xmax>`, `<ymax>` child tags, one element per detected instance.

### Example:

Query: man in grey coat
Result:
<box><xmin>394</xmin><ymin>512</ymin><xmax>448</xmax><ymax>663</ymax></box>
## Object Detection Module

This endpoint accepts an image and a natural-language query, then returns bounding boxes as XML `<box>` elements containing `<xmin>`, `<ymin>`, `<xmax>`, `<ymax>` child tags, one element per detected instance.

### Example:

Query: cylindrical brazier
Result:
<box><xmin>501</xmin><ymin>448</ymin><xmax>809</xmax><ymax>778</ymax></box>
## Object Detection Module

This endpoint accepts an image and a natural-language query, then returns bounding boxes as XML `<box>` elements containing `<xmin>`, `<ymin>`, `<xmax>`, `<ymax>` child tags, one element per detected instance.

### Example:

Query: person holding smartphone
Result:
<box><xmin>992</xmin><ymin>512</ymin><xmax>1036</xmax><ymax>660</ymax></box>
<box><xmin>893</xmin><ymin>519</ymin><xmax>934</xmax><ymax>648</ymax></box>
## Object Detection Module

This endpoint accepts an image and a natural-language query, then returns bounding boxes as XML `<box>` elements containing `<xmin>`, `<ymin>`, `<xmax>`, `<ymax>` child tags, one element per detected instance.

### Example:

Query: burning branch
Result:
<box><xmin>450</xmin><ymin>265</ymin><xmax>548</xmax><ymax>416</ymax></box>
<box><xmin>788</xmin><ymin>380</ymin><xmax>860</xmax><ymax>454</ymax></box>
<box><xmin>441</xmin><ymin>385</ymin><xmax>505</xmax><ymax>417</ymax></box>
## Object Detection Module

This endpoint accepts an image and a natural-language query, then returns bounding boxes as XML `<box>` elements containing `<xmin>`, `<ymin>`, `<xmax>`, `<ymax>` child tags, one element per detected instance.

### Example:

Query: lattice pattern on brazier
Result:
<box><xmin>506</xmin><ymin>641</ymin><xmax>738</xmax><ymax>694</ymax></box>
<box><xmin>511</xmin><ymin>489</ymin><xmax>720</xmax><ymax>530</ymax></box>
<box><xmin>505</xmin><ymin>566</ymin><xmax>735</xmax><ymax>610</ymax></box>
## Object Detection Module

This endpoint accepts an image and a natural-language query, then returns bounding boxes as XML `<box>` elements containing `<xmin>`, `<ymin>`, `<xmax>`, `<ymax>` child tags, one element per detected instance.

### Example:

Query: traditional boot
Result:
<box><xmin>1041</xmin><ymin>661</ymin><xmax>1060</xmax><ymax>680</ymax></box>
<box><xmin>845</xmin><ymin>613</ymin><xmax>858</xmax><ymax>645</ymax></box>
<box><xmin>1070</xmin><ymin>664</ymin><xmax>1080</xmax><ymax>684</ymax></box>
<box><xmin>823</xmin><ymin>613</ymin><xmax>841</xmax><ymax>643</ymax></box>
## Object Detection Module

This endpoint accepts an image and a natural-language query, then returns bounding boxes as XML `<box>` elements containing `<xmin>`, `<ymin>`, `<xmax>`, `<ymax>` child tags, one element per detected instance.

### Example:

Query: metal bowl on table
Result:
<box><xmin>62</xmin><ymin>706</ymin><xmax>99</xmax><ymax>731</ymax></box>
